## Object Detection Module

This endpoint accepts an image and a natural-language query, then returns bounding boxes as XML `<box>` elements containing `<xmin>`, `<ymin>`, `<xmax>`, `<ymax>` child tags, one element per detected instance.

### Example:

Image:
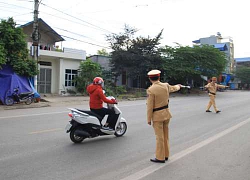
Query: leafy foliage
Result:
<box><xmin>0</xmin><ymin>45</ymin><xmax>6</xmax><ymax>69</ymax></box>
<box><xmin>97</xmin><ymin>48</ymin><xmax>109</xmax><ymax>56</ymax></box>
<box><xmin>236</xmin><ymin>66</ymin><xmax>250</xmax><ymax>84</ymax></box>
<box><xmin>160</xmin><ymin>45</ymin><xmax>227</xmax><ymax>84</ymax></box>
<box><xmin>75</xmin><ymin>59</ymin><xmax>102</xmax><ymax>94</ymax></box>
<box><xmin>0</xmin><ymin>18</ymin><xmax>37</xmax><ymax>76</ymax></box>
<box><xmin>107</xmin><ymin>25</ymin><xmax>164</xmax><ymax>85</ymax></box>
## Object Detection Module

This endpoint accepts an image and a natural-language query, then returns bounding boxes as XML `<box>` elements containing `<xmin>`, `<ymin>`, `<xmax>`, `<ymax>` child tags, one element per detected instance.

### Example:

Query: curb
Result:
<box><xmin>0</xmin><ymin>102</ymin><xmax>50</xmax><ymax>110</ymax></box>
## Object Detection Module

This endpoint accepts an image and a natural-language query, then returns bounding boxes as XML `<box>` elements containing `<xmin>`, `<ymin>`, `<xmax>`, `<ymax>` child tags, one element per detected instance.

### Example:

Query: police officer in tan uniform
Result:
<box><xmin>147</xmin><ymin>70</ymin><xmax>181</xmax><ymax>163</ymax></box>
<box><xmin>205</xmin><ymin>77</ymin><xmax>229</xmax><ymax>113</ymax></box>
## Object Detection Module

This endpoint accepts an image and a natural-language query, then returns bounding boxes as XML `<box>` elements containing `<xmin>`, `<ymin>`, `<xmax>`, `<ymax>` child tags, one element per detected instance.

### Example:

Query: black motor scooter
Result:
<box><xmin>5</xmin><ymin>87</ymin><xmax>34</xmax><ymax>106</ymax></box>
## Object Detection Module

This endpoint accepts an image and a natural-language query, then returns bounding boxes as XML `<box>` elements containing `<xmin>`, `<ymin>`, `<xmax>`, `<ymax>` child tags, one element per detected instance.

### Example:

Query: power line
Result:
<box><xmin>0</xmin><ymin>1</ymin><xmax>32</xmax><ymax>10</ymax></box>
<box><xmin>53</xmin><ymin>26</ymin><xmax>100</xmax><ymax>42</ymax></box>
<box><xmin>11</xmin><ymin>0</ymin><xmax>32</xmax><ymax>1</ymax></box>
<box><xmin>60</xmin><ymin>35</ymin><xmax>111</xmax><ymax>49</ymax></box>
<box><xmin>40</xmin><ymin>2</ymin><xmax>113</xmax><ymax>34</ymax></box>
<box><xmin>39</xmin><ymin>11</ymin><xmax>105</xmax><ymax>32</ymax></box>
<box><xmin>0</xmin><ymin>1</ymin><xmax>113</xmax><ymax>49</ymax></box>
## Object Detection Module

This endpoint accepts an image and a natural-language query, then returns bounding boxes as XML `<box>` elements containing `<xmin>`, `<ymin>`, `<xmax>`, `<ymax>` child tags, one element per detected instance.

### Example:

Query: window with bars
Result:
<box><xmin>65</xmin><ymin>69</ymin><xmax>78</xmax><ymax>87</ymax></box>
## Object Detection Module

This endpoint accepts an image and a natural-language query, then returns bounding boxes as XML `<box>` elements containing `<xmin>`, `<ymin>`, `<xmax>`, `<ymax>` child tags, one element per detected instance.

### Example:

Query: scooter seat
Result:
<box><xmin>20</xmin><ymin>92</ymin><xmax>33</xmax><ymax>96</ymax></box>
<box><xmin>76</xmin><ymin>109</ymin><xmax>102</xmax><ymax>121</ymax></box>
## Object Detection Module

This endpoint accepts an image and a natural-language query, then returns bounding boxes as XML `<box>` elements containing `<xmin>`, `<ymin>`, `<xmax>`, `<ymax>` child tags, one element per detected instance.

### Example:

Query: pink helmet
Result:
<box><xmin>93</xmin><ymin>77</ymin><xmax>104</xmax><ymax>85</ymax></box>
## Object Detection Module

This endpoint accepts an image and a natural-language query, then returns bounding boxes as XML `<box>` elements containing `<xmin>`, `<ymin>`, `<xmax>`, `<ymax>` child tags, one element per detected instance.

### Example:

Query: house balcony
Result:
<box><xmin>30</xmin><ymin>45</ymin><xmax>86</xmax><ymax>61</ymax></box>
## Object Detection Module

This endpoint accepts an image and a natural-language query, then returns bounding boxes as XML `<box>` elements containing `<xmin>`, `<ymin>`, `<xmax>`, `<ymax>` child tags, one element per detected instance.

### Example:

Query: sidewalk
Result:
<box><xmin>0</xmin><ymin>95</ymin><xmax>90</xmax><ymax>110</ymax></box>
<box><xmin>0</xmin><ymin>90</ymin><xmax>207</xmax><ymax>111</ymax></box>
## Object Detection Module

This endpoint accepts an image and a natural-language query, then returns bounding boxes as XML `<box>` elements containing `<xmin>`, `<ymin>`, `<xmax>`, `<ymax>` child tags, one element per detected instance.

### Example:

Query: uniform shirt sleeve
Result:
<box><xmin>98</xmin><ymin>89</ymin><xmax>115</xmax><ymax>104</ymax></box>
<box><xmin>168</xmin><ymin>84</ymin><xmax>180</xmax><ymax>93</ymax></box>
<box><xmin>147</xmin><ymin>89</ymin><xmax>154</xmax><ymax>123</ymax></box>
<box><xmin>217</xmin><ymin>84</ymin><xmax>227</xmax><ymax>89</ymax></box>
<box><xmin>204</xmin><ymin>83</ymin><xmax>210</xmax><ymax>88</ymax></box>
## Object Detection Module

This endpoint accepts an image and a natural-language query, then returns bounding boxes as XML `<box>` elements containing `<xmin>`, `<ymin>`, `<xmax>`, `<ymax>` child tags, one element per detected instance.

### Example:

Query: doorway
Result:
<box><xmin>38</xmin><ymin>68</ymin><xmax>52</xmax><ymax>93</ymax></box>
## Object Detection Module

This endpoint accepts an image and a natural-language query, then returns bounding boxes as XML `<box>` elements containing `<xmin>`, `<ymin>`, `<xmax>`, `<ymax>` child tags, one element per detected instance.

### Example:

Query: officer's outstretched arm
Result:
<box><xmin>169</xmin><ymin>84</ymin><xmax>181</xmax><ymax>93</ymax></box>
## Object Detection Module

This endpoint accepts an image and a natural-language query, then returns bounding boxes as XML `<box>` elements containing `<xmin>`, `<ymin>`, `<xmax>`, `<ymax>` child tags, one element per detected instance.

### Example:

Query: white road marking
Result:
<box><xmin>121</xmin><ymin>117</ymin><xmax>250</xmax><ymax>180</ymax></box>
<box><xmin>29</xmin><ymin>128</ymin><xmax>63</xmax><ymax>134</ymax></box>
<box><xmin>0</xmin><ymin>103</ymin><xmax>146</xmax><ymax>119</ymax></box>
<box><xmin>0</xmin><ymin>111</ymin><xmax>68</xmax><ymax>119</ymax></box>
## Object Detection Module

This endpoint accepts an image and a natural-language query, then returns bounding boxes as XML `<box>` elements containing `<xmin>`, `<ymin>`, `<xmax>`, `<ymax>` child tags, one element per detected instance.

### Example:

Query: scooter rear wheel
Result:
<box><xmin>115</xmin><ymin>122</ymin><xmax>127</xmax><ymax>137</ymax></box>
<box><xmin>25</xmin><ymin>97</ymin><xmax>33</xmax><ymax>105</ymax></box>
<box><xmin>70</xmin><ymin>128</ymin><xmax>86</xmax><ymax>143</ymax></box>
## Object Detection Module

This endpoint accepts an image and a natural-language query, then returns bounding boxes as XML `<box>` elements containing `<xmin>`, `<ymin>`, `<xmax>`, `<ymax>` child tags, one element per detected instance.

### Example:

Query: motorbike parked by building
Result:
<box><xmin>65</xmin><ymin>96</ymin><xmax>127</xmax><ymax>143</ymax></box>
<box><xmin>5</xmin><ymin>87</ymin><xmax>35</xmax><ymax>106</ymax></box>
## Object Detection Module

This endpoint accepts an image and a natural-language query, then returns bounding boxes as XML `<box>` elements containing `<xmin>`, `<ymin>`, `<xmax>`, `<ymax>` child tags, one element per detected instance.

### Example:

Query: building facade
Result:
<box><xmin>21</xmin><ymin>19</ymin><xmax>86</xmax><ymax>94</ymax></box>
<box><xmin>88</xmin><ymin>55</ymin><xmax>136</xmax><ymax>87</ymax></box>
<box><xmin>192</xmin><ymin>32</ymin><xmax>234</xmax><ymax>74</ymax></box>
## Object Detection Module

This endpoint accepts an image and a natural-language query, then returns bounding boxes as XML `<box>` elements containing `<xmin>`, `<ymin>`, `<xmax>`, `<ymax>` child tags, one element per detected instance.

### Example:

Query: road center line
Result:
<box><xmin>29</xmin><ymin>128</ymin><xmax>63</xmax><ymax>134</ymax></box>
<box><xmin>0</xmin><ymin>111</ymin><xmax>68</xmax><ymax>119</ymax></box>
<box><xmin>121</xmin><ymin>117</ymin><xmax>250</xmax><ymax>180</ymax></box>
<box><xmin>0</xmin><ymin>103</ymin><xmax>146</xmax><ymax>119</ymax></box>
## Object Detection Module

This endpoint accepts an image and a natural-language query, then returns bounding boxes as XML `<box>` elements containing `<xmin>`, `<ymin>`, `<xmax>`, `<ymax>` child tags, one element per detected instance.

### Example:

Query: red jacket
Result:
<box><xmin>86</xmin><ymin>83</ymin><xmax>114</xmax><ymax>109</ymax></box>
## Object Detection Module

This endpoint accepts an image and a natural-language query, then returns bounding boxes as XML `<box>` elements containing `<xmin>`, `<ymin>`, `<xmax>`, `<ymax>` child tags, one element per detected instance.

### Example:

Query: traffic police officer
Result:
<box><xmin>147</xmin><ymin>69</ymin><xmax>181</xmax><ymax>163</ymax></box>
<box><xmin>205</xmin><ymin>77</ymin><xmax>229</xmax><ymax>113</ymax></box>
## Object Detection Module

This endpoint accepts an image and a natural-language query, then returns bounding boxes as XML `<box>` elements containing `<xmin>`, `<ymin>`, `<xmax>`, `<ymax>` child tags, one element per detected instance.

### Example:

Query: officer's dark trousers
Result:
<box><xmin>90</xmin><ymin>107</ymin><xmax>118</xmax><ymax>129</ymax></box>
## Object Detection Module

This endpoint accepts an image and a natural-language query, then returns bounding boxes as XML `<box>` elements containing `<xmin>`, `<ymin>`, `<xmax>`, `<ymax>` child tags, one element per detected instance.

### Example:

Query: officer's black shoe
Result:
<box><xmin>206</xmin><ymin>110</ymin><xmax>212</xmax><ymax>112</ymax></box>
<box><xmin>165</xmin><ymin>157</ymin><xmax>168</xmax><ymax>161</ymax></box>
<box><xmin>150</xmin><ymin>158</ymin><xmax>165</xmax><ymax>163</ymax></box>
<box><xmin>216</xmin><ymin>110</ymin><xmax>221</xmax><ymax>113</ymax></box>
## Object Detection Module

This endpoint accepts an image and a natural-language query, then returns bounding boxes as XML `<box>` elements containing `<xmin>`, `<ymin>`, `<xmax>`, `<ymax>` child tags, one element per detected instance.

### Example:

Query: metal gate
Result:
<box><xmin>38</xmin><ymin>68</ymin><xmax>51</xmax><ymax>93</ymax></box>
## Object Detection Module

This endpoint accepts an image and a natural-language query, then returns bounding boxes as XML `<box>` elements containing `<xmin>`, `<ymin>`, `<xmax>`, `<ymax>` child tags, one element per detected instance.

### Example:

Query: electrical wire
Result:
<box><xmin>0</xmin><ymin>0</ymin><xmax>123</xmax><ymax>49</ymax></box>
<box><xmin>40</xmin><ymin>2</ymin><xmax>113</xmax><ymax>34</ymax></box>
<box><xmin>0</xmin><ymin>1</ymin><xmax>32</xmax><ymax>10</ymax></box>
<box><xmin>60</xmin><ymin>35</ymin><xmax>111</xmax><ymax>49</ymax></box>
<box><xmin>39</xmin><ymin>11</ymin><xmax>103</xmax><ymax>32</ymax></box>
<box><xmin>53</xmin><ymin>26</ymin><xmax>102</xmax><ymax>42</ymax></box>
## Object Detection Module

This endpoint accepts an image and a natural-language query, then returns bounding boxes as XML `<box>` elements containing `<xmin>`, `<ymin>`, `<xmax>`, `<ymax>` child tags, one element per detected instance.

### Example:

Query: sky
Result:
<box><xmin>0</xmin><ymin>0</ymin><xmax>250</xmax><ymax>57</ymax></box>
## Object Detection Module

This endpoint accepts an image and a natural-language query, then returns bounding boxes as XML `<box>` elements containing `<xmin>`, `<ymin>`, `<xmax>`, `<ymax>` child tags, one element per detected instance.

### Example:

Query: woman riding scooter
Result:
<box><xmin>87</xmin><ymin>77</ymin><xmax>118</xmax><ymax>130</ymax></box>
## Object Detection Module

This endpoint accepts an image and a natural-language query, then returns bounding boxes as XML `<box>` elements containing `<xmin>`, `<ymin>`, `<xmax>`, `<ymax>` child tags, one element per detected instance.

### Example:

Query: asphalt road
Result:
<box><xmin>0</xmin><ymin>91</ymin><xmax>250</xmax><ymax>180</ymax></box>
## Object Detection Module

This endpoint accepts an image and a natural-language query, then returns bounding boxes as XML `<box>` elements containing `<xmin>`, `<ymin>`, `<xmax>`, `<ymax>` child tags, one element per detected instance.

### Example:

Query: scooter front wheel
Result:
<box><xmin>5</xmin><ymin>97</ymin><xmax>14</xmax><ymax>106</ymax></box>
<box><xmin>115</xmin><ymin>122</ymin><xmax>127</xmax><ymax>137</ymax></box>
<box><xmin>70</xmin><ymin>128</ymin><xmax>86</xmax><ymax>143</ymax></box>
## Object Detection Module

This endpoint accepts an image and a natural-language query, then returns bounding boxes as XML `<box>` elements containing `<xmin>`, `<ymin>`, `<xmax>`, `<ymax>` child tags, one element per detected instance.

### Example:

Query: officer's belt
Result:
<box><xmin>153</xmin><ymin>105</ymin><xmax>169</xmax><ymax>112</ymax></box>
<box><xmin>208</xmin><ymin>91</ymin><xmax>216</xmax><ymax>95</ymax></box>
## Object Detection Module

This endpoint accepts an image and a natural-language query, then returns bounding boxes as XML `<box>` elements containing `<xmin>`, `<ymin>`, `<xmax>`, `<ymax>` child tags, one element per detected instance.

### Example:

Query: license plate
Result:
<box><xmin>65</xmin><ymin>123</ymin><xmax>72</xmax><ymax>132</ymax></box>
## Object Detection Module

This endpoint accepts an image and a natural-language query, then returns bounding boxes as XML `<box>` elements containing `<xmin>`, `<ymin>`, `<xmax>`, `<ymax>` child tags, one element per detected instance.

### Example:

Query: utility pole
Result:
<box><xmin>32</xmin><ymin>0</ymin><xmax>40</xmax><ymax>91</ymax></box>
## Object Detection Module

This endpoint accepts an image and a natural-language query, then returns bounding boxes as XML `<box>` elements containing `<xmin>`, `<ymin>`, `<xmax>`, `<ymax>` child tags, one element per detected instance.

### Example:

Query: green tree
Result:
<box><xmin>236</xmin><ymin>66</ymin><xmax>250</xmax><ymax>86</ymax></box>
<box><xmin>107</xmin><ymin>25</ymin><xmax>164</xmax><ymax>87</ymax></box>
<box><xmin>160</xmin><ymin>45</ymin><xmax>227</xmax><ymax>84</ymax></box>
<box><xmin>192</xmin><ymin>45</ymin><xmax>227</xmax><ymax>77</ymax></box>
<box><xmin>0</xmin><ymin>18</ymin><xmax>37</xmax><ymax>76</ymax></box>
<box><xmin>0</xmin><ymin>45</ymin><xmax>6</xmax><ymax>68</ymax></box>
<box><xmin>97</xmin><ymin>48</ymin><xmax>109</xmax><ymax>56</ymax></box>
<box><xmin>75</xmin><ymin>59</ymin><xmax>102</xmax><ymax>94</ymax></box>
<box><xmin>106</xmin><ymin>24</ymin><xmax>137</xmax><ymax>84</ymax></box>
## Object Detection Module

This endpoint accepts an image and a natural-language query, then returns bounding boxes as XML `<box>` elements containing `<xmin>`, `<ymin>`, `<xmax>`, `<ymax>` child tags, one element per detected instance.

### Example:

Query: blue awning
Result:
<box><xmin>235</xmin><ymin>57</ymin><xmax>250</xmax><ymax>62</ymax></box>
<box><xmin>192</xmin><ymin>40</ymin><xmax>200</xmax><ymax>44</ymax></box>
<box><xmin>213</xmin><ymin>43</ymin><xmax>228</xmax><ymax>51</ymax></box>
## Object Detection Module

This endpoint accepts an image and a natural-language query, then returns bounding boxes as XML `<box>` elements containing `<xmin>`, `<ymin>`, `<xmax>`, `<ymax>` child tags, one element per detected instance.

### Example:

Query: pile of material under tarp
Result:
<box><xmin>0</xmin><ymin>65</ymin><xmax>39</xmax><ymax>105</ymax></box>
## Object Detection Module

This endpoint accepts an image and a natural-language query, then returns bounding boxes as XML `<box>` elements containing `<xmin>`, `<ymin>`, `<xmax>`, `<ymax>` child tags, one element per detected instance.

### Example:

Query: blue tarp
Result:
<box><xmin>220</xmin><ymin>73</ymin><xmax>231</xmax><ymax>86</ymax></box>
<box><xmin>0</xmin><ymin>65</ymin><xmax>39</xmax><ymax>104</ymax></box>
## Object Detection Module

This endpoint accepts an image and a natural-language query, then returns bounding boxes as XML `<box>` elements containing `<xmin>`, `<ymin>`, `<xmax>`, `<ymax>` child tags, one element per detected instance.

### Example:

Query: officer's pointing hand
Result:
<box><xmin>148</xmin><ymin>121</ymin><xmax>151</xmax><ymax>125</ymax></box>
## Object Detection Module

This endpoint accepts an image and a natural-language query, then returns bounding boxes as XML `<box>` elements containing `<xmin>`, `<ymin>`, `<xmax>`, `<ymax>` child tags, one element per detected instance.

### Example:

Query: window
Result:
<box><xmin>65</xmin><ymin>69</ymin><xmax>78</xmax><ymax>87</ymax></box>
